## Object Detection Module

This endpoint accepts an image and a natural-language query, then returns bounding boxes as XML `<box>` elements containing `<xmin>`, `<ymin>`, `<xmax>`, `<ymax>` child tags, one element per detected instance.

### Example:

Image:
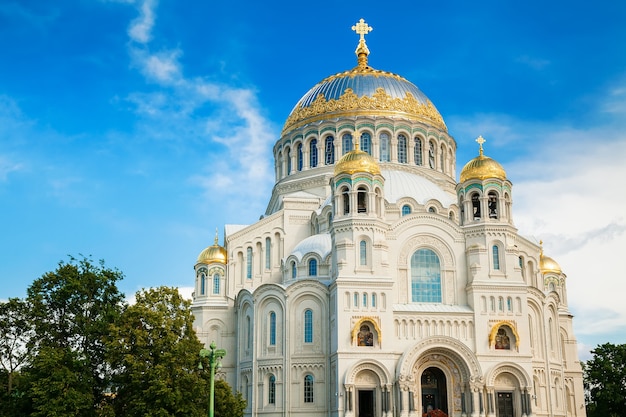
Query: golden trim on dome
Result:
<box><xmin>283</xmin><ymin>87</ymin><xmax>447</xmax><ymax>134</ymax></box>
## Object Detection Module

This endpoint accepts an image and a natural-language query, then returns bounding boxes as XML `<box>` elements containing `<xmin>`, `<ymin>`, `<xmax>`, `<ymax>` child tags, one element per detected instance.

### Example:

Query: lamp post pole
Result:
<box><xmin>200</xmin><ymin>341</ymin><xmax>226</xmax><ymax>417</ymax></box>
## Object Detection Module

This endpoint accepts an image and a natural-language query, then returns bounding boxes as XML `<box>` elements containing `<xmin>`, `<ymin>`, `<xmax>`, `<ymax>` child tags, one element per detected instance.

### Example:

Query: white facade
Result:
<box><xmin>191</xmin><ymin>24</ymin><xmax>586</xmax><ymax>417</ymax></box>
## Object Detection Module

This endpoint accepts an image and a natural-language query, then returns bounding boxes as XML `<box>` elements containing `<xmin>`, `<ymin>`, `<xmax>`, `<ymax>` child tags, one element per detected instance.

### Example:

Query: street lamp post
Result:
<box><xmin>200</xmin><ymin>341</ymin><xmax>226</xmax><ymax>417</ymax></box>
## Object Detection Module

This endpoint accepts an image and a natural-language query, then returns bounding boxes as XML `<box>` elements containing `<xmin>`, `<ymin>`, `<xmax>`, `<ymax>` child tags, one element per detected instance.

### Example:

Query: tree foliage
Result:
<box><xmin>107</xmin><ymin>286</ymin><xmax>210</xmax><ymax>417</ymax></box>
<box><xmin>214</xmin><ymin>379</ymin><xmax>246</xmax><ymax>417</ymax></box>
<box><xmin>25</xmin><ymin>256</ymin><xmax>125</xmax><ymax>417</ymax></box>
<box><xmin>584</xmin><ymin>342</ymin><xmax>626</xmax><ymax>417</ymax></box>
<box><xmin>0</xmin><ymin>298</ymin><xmax>33</xmax><ymax>394</ymax></box>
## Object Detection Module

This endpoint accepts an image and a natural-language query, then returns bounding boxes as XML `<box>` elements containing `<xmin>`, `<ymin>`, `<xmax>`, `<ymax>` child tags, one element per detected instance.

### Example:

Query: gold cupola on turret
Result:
<box><xmin>197</xmin><ymin>230</ymin><xmax>227</xmax><ymax>265</ymax></box>
<box><xmin>460</xmin><ymin>136</ymin><xmax>507</xmax><ymax>182</ymax></box>
<box><xmin>539</xmin><ymin>241</ymin><xmax>562</xmax><ymax>274</ymax></box>
<box><xmin>334</xmin><ymin>142</ymin><xmax>381</xmax><ymax>176</ymax></box>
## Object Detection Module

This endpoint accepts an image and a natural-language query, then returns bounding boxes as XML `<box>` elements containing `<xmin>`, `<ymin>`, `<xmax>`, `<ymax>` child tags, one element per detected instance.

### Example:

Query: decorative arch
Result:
<box><xmin>485</xmin><ymin>362</ymin><xmax>532</xmax><ymax>389</ymax></box>
<box><xmin>396</xmin><ymin>336</ymin><xmax>482</xmax><ymax>381</ymax></box>
<box><xmin>351</xmin><ymin>316</ymin><xmax>383</xmax><ymax>345</ymax></box>
<box><xmin>344</xmin><ymin>359</ymin><xmax>393</xmax><ymax>386</ymax></box>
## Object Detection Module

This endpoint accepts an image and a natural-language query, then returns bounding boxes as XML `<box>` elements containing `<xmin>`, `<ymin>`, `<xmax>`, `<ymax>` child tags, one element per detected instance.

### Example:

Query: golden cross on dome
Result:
<box><xmin>476</xmin><ymin>135</ymin><xmax>486</xmax><ymax>156</ymax></box>
<box><xmin>352</xmin><ymin>18</ymin><xmax>373</xmax><ymax>41</ymax></box>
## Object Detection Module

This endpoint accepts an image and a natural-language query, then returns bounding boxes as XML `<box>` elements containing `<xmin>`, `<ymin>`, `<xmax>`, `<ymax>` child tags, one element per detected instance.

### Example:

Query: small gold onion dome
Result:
<box><xmin>197</xmin><ymin>232</ymin><xmax>227</xmax><ymax>265</ymax></box>
<box><xmin>459</xmin><ymin>136</ymin><xmax>507</xmax><ymax>182</ymax></box>
<box><xmin>334</xmin><ymin>143</ymin><xmax>381</xmax><ymax>176</ymax></box>
<box><xmin>539</xmin><ymin>241</ymin><xmax>562</xmax><ymax>274</ymax></box>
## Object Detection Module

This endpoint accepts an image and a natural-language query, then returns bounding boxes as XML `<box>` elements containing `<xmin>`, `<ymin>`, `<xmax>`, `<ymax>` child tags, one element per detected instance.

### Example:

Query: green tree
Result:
<box><xmin>0</xmin><ymin>298</ymin><xmax>34</xmax><ymax>417</ymax></box>
<box><xmin>214</xmin><ymin>379</ymin><xmax>246</xmax><ymax>417</ymax></box>
<box><xmin>584</xmin><ymin>342</ymin><xmax>626</xmax><ymax>417</ymax></box>
<box><xmin>107</xmin><ymin>286</ymin><xmax>210</xmax><ymax>417</ymax></box>
<box><xmin>25</xmin><ymin>256</ymin><xmax>125</xmax><ymax>417</ymax></box>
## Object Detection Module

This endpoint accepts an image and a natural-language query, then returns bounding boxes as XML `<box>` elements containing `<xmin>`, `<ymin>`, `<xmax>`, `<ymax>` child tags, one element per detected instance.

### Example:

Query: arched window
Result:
<box><xmin>414</xmin><ymin>137</ymin><xmax>423</xmax><ymax>165</ymax></box>
<box><xmin>357</xmin><ymin>186</ymin><xmax>367</xmax><ymax>213</ymax></box>
<box><xmin>308</xmin><ymin>259</ymin><xmax>318</xmax><ymax>276</ymax></box>
<box><xmin>304</xmin><ymin>309</ymin><xmax>313</xmax><ymax>343</ymax></box>
<box><xmin>507</xmin><ymin>297</ymin><xmax>513</xmax><ymax>311</ymax></box>
<box><xmin>361</xmin><ymin>132</ymin><xmax>371</xmax><ymax>155</ymax></box>
<box><xmin>342</xmin><ymin>187</ymin><xmax>350</xmax><ymax>214</ymax></box>
<box><xmin>488</xmin><ymin>191</ymin><xmax>498</xmax><ymax>218</ymax></box>
<box><xmin>246</xmin><ymin>316</ymin><xmax>252</xmax><ymax>349</ymax></box>
<box><xmin>213</xmin><ymin>273</ymin><xmax>220</xmax><ymax>294</ymax></box>
<box><xmin>379</xmin><ymin>133</ymin><xmax>390</xmax><ymax>162</ymax></box>
<box><xmin>287</xmin><ymin>148</ymin><xmax>292</xmax><ymax>174</ymax></box>
<box><xmin>291</xmin><ymin>261</ymin><xmax>297</xmax><ymax>279</ymax></box>
<box><xmin>325</xmin><ymin>136</ymin><xmax>334</xmax><ymax>165</ymax></box>
<box><xmin>304</xmin><ymin>375</ymin><xmax>314</xmax><ymax>403</ymax></box>
<box><xmin>362</xmin><ymin>293</ymin><xmax>368</xmax><ymax>307</ymax></box>
<box><xmin>428</xmin><ymin>141</ymin><xmax>435</xmax><ymax>169</ymax></box>
<box><xmin>277</xmin><ymin>151</ymin><xmax>283</xmax><ymax>178</ymax></box>
<box><xmin>471</xmin><ymin>193</ymin><xmax>481</xmax><ymax>219</ymax></box>
<box><xmin>493</xmin><ymin>245</ymin><xmax>500</xmax><ymax>270</ymax></box>
<box><xmin>269</xmin><ymin>311</ymin><xmax>276</xmax><ymax>345</ymax></box>
<box><xmin>359</xmin><ymin>240</ymin><xmax>367</xmax><ymax>265</ymax></box>
<box><xmin>200</xmin><ymin>273</ymin><xmax>206</xmax><ymax>295</ymax></box>
<box><xmin>354</xmin><ymin>293</ymin><xmax>359</xmax><ymax>307</ymax></box>
<box><xmin>342</xmin><ymin>133</ymin><xmax>353</xmax><ymax>155</ymax></box>
<box><xmin>268</xmin><ymin>375</ymin><xmax>276</xmax><ymax>404</ymax></box>
<box><xmin>428</xmin><ymin>207</ymin><xmax>437</xmax><ymax>213</ymax></box>
<box><xmin>410</xmin><ymin>249</ymin><xmax>442</xmax><ymax>303</ymax></box>
<box><xmin>265</xmin><ymin>237</ymin><xmax>271</xmax><ymax>269</ymax></box>
<box><xmin>297</xmin><ymin>143</ymin><xmax>303</xmax><ymax>171</ymax></box>
<box><xmin>246</xmin><ymin>247</ymin><xmax>252</xmax><ymax>279</ymax></box>
<box><xmin>371</xmin><ymin>293</ymin><xmax>377</xmax><ymax>307</ymax></box>
<box><xmin>402</xmin><ymin>205</ymin><xmax>412</xmax><ymax>216</ymax></box>
<box><xmin>440</xmin><ymin>144</ymin><xmax>445</xmax><ymax>172</ymax></box>
<box><xmin>309</xmin><ymin>139</ymin><xmax>318</xmax><ymax>168</ymax></box>
<box><xmin>398</xmin><ymin>134</ymin><xmax>407</xmax><ymax>163</ymax></box>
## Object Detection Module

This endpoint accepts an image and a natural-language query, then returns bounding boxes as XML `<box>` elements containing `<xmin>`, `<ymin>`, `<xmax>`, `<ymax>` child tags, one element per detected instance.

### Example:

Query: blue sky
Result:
<box><xmin>1</xmin><ymin>0</ymin><xmax>625</xmax><ymax>359</ymax></box>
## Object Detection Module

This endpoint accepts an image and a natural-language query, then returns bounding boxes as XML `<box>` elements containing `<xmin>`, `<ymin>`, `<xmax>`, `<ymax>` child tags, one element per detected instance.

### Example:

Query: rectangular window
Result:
<box><xmin>304</xmin><ymin>310</ymin><xmax>313</xmax><ymax>343</ymax></box>
<box><xmin>246</xmin><ymin>247</ymin><xmax>253</xmax><ymax>279</ymax></box>
<box><xmin>265</xmin><ymin>238</ymin><xmax>271</xmax><ymax>269</ymax></box>
<box><xmin>213</xmin><ymin>274</ymin><xmax>220</xmax><ymax>294</ymax></box>
<box><xmin>304</xmin><ymin>375</ymin><xmax>314</xmax><ymax>403</ymax></box>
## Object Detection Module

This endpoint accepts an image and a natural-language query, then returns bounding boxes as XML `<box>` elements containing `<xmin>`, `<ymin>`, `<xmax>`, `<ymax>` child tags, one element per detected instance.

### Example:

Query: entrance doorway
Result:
<box><xmin>358</xmin><ymin>389</ymin><xmax>374</xmax><ymax>417</ymax></box>
<box><xmin>421</xmin><ymin>367</ymin><xmax>448</xmax><ymax>414</ymax></box>
<box><xmin>496</xmin><ymin>392</ymin><xmax>513</xmax><ymax>417</ymax></box>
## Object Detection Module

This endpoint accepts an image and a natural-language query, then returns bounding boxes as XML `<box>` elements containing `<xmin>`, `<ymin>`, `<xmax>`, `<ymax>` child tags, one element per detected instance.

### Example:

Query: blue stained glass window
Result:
<box><xmin>304</xmin><ymin>374</ymin><xmax>314</xmax><ymax>403</ymax></box>
<box><xmin>379</xmin><ymin>133</ymin><xmax>390</xmax><ymax>162</ymax></box>
<box><xmin>246</xmin><ymin>247</ymin><xmax>252</xmax><ymax>279</ymax></box>
<box><xmin>398</xmin><ymin>134</ymin><xmax>407</xmax><ymax>163</ymax></box>
<box><xmin>402</xmin><ymin>205</ymin><xmax>412</xmax><ymax>216</ymax></box>
<box><xmin>414</xmin><ymin>137</ymin><xmax>423</xmax><ymax>165</ymax></box>
<box><xmin>310</xmin><ymin>139</ymin><xmax>318</xmax><ymax>168</ymax></box>
<box><xmin>304</xmin><ymin>309</ymin><xmax>313</xmax><ymax>343</ymax></box>
<box><xmin>308</xmin><ymin>259</ymin><xmax>317</xmax><ymax>276</ymax></box>
<box><xmin>493</xmin><ymin>245</ymin><xmax>500</xmax><ymax>270</ymax></box>
<box><xmin>342</xmin><ymin>134</ymin><xmax>353</xmax><ymax>155</ymax></box>
<box><xmin>269</xmin><ymin>312</ymin><xmax>276</xmax><ymax>345</ymax></box>
<box><xmin>360</xmin><ymin>240</ymin><xmax>367</xmax><ymax>265</ymax></box>
<box><xmin>213</xmin><ymin>273</ymin><xmax>220</xmax><ymax>294</ymax></box>
<box><xmin>265</xmin><ymin>237</ymin><xmax>271</xmax><ymax>269</ymax></box>
<box><xmin>269</xmin><ymin>375</ymin><xmax>276</xmax><ymax>404</ymax></box>
<box><xmin>325</xmin><ymin>136</ymin><xmax>335</xmax><ymax>165</ymax></box>
<box><xmin>361</xmin><ymin>132</ymin><xmax>371</xmax><ymax>155</ymax></box>
<box><xmin>410</xmin><ymin>249</ymin><xmax>442</xmax><ymax>303</ymax></box>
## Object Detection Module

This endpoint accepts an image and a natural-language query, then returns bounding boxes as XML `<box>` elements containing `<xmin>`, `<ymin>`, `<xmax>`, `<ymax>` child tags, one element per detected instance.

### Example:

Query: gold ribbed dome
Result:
<box><xmin>459</xmin><ymin>136</ymin><xmax>507</xmax><ymax>182</ymax></box>
<box><xmin>197</xmin><ymin>233</ymin><xmax>227</xmax><ymax>265</ymax></box>
<box><xmin>334</xmin><ymin>144</ymin><xmax>381</xmax><ymax>176</ymax></box>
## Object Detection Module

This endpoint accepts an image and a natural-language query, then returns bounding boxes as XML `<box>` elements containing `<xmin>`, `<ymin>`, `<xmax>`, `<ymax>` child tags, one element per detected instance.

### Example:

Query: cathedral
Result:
<box><xmin>191</xmin><ymin>19</ymin><xmax>586</xmax><ymax>417</ymax></box>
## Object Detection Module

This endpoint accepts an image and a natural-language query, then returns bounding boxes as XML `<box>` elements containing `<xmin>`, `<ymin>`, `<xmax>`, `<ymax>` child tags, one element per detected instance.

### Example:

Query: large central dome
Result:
<box><xmin>282</xmin><ymin>21</ymin><xmax>446</xmax><ymax>135</ymax></box>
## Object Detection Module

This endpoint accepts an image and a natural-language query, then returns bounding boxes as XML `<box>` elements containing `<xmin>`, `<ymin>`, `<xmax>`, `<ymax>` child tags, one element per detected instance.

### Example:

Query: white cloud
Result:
<box><xmin>128</xmin><ymin>0</ymin><xmax>157</xmax><ymax>44</ymax></box>
<box><xmin>515</xmin><ymin>55</ymin><xmax>550</xmax><ymax>70</ymax></box>
<box><xmin>122</xmin><ymin>0</ymin><xmax>276</xmax><ymax>220</ymax></box>
<box><xmin>0</xmin><ymin>155</ymin><xmax>22</xmax><ymax>181</ymax></box>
